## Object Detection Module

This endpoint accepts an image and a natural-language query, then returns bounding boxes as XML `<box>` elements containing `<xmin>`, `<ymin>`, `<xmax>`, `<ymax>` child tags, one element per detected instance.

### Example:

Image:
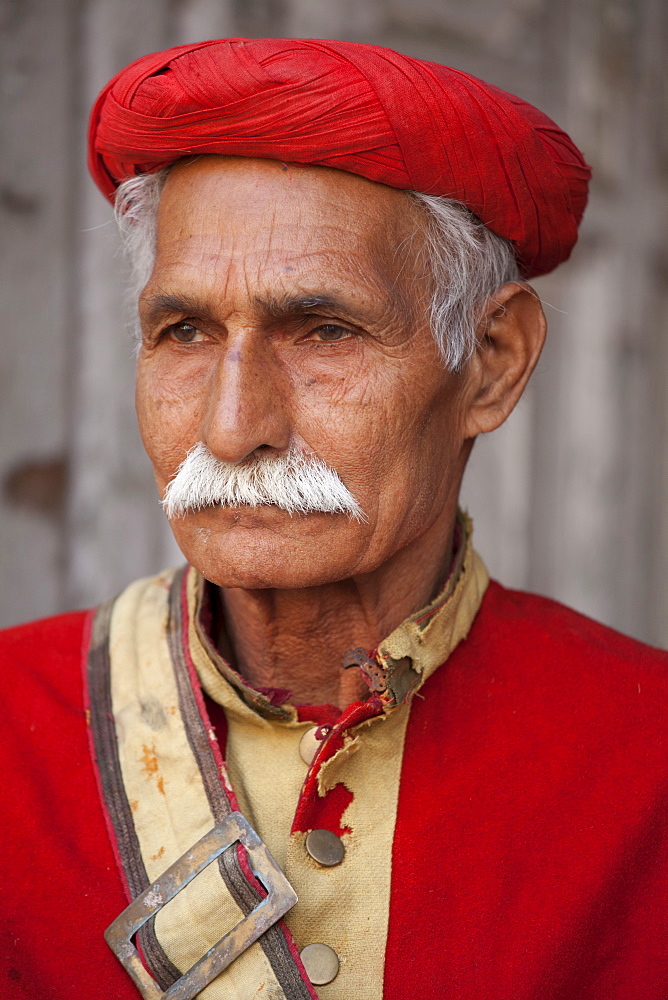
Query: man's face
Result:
<box><xmin>136</xmin><ymin>156</ymin><xmax>472</xmax><ymax>589</ymax></box>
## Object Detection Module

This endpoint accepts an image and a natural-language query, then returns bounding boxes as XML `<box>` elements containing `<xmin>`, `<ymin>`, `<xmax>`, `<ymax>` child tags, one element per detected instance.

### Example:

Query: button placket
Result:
<box><xmin>293</xmin><ymin>724</ymin><xmax>348</xmax><ymax>989</ymax></box>
<box><xmin>290</xmin><ymin>706</ymin><xmax>387</xmax><ymax>994</ymax></box>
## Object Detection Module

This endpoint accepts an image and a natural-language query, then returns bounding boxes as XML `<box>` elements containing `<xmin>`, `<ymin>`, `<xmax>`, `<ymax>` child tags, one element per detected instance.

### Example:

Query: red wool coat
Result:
<box><xmin>2</xmin><ymin>580</ymin><xmax>668</xmax><ymax>999</ymax></box>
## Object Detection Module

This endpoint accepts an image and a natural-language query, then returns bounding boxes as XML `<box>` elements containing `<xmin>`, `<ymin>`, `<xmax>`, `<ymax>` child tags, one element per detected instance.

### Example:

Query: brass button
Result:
<box><xmin>300</xmin><ymin>943</ymin><xmax>340</xmax><ymax>985</ymax></box>
<box><xmin>299</xmin><ymin>724</ymin><xmax>331</xmax><ymax>765</ymax></box>
<box><xmin>305</xmin><ymin>828</ymin><xmax>345</xmax><ymax>867</ymax></box>
<box><xmin>299</xmin><ymin>726</ymin><xmax>322</xmax><ymax>766</ymax></box>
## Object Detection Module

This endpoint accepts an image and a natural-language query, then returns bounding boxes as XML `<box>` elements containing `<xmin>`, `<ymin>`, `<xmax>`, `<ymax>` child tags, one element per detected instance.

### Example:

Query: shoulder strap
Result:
<box><xmin>85</xmin><ymin>567</ymin><xmax>315</xmax><ymax>999</ymax></box>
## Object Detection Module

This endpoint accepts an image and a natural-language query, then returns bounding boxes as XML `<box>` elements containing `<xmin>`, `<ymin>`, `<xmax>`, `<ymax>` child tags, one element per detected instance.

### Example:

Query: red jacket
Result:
<box><xmin>2</xmin><ymin>580</ymin><xmax>668</xmax><ymax>999</ymax></box>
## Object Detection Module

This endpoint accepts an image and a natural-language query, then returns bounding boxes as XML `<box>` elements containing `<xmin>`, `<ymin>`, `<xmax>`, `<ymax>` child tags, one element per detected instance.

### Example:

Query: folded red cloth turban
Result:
<box><xmin>89</xmin><ymin>38</ymin><xmax>590</xmax><ymax>278</ymax></box>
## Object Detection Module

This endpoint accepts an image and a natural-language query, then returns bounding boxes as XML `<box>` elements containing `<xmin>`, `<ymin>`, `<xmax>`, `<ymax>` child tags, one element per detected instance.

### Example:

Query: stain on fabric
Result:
<box><xmin>140</xmin><ymin>744</ymin><xmax>159</xmax><ymax>778</ymax></box>
<box><xmin>140</xmin><ymin>696</ymin><xmax>168</xmax><ymax>732</ymax></box>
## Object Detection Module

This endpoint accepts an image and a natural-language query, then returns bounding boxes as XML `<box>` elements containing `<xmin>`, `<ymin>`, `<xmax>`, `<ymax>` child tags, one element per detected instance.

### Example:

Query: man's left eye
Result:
<box><xmin>311</xmin><ymin>325</ymin><xmax>352</xmax><ymax>342</ymax></box>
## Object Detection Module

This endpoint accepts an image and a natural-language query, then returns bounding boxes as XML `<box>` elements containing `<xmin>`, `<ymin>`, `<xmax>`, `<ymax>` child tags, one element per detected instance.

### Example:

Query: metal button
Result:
<box><xmin>299</xmin><ymin>726</ymin><xmax>322</xmax><ymax>766</ymax></box>
<box><xmin>305</xmin><ymin>828</ymin><xmax>345</xmax><ymax>867</ymax></box>
<box><xmin>300</xmin><ymin>943</ymin><xmax>340</xmax><ymax>985</ymax></box>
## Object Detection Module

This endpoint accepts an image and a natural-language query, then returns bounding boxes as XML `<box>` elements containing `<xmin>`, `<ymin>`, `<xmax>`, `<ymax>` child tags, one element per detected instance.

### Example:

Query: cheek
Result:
<box><xmin>289</xmin><ymin>377</ymin><xmax>392</xmax><ymax>496</ymax></box>
<box><xmin>364</xmin><ymin>386</ymin><xmax>466</xmax><ymax>531</ymax></box>
<box><xmin>287</xmin><ymin>347</ymin><xmax>399</xmax><ymax>441</ymax></box>
<box><xmin>135</xmin><ymin>357</ymin><xmax>206</xmax><ymax>485</ymax></box>
<box><xmin>288</xmin><ymin>364</ymin><xmax>463</xmax><ymax>528</ymax></box>
<box><xmin>411</xmin><ymin>385</ymin><xmax>467</xmax><ymax>484</ymax></box>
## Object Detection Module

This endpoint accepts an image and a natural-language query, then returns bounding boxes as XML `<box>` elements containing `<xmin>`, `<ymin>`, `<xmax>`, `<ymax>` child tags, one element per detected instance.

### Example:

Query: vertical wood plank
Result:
<box><xmin>286</xmin><ymin>0</ymin><xmax>383</xmax><ymax>38</ymax></box>
<box><xmin>0</xmin><ymin>0</ymin><xmax>75</xmax><ymax>627</ymax></box>
<box><xmin>64</xmin><ymin>0</ymin><xmax>179</xmax><ymax>610</ymax></box>
<box><xmin>524</xmin><ymin>0</ymin><xmax>668</xmax><ymax>643</ymax></box>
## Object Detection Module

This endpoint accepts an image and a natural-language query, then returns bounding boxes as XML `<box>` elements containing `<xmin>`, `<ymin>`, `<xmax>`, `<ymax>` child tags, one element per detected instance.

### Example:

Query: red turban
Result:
<box><xmin>89</xmin><ymin>38</ymin><xmax>590</xmax><ymax>278</ymax></box>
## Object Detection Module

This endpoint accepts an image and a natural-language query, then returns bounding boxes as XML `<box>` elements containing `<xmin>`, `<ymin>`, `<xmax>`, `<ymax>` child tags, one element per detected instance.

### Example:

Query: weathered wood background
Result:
<box><xmin>2</xmin><ymin>0</ymin><xmax>667</xmax><ymax>646</ymax></box>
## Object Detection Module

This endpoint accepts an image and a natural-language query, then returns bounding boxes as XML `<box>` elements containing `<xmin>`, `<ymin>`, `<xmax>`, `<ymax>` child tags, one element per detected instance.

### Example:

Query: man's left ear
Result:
<box><xmin>462</xmin><ymin>282</ymin><xmax>546</xmax><ymax>438</ymax></box>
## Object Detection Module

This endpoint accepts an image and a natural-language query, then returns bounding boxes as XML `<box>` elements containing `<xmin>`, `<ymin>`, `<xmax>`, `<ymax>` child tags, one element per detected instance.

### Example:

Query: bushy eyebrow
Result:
<box><xmin>140</xmin><ymin>292</ymin><xmax>213</xmax><ymax>324</ymax></box>
<box><xmin>253</xmin><ymin>293</ymin><xmax>360</xmax><ymax>320</ymax></box>
<box><xmin>141</xmin><ymin>290</ymin><xmax>369</xmax><ymax>326</ymax></box>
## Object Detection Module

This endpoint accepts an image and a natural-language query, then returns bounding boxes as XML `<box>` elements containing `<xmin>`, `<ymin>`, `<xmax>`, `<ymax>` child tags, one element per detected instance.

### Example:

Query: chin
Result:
<box><xmin>168</xmin><ymin>504</ymin><xmax>370</xmax><ymax>589</ymax></box>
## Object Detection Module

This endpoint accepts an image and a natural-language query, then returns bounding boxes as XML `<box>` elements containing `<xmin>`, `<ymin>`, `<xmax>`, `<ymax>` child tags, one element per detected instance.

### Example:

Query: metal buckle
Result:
<box><xmin>105</xmin><ymin>812</ymin><xmax>298</xmax><ymax>1000</ymax></box>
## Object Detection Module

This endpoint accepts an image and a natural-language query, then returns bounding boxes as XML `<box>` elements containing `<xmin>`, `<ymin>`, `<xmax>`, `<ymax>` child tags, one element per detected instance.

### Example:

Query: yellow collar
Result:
<box><xmin>188</xmin><ymin>511</ymin><xmax>488</xmax><ymax>720</ymax></box>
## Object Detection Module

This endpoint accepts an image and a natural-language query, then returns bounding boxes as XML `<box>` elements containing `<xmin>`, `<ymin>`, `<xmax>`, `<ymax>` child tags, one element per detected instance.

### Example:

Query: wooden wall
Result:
<box><xmin>1</xmin><ymin>0</ymin><xmax>666</xmax><ymax>646</ymax></box>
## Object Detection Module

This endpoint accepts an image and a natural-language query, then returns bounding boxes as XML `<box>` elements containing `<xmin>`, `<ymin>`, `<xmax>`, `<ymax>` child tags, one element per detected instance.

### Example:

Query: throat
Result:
<box><xmin>206</xmin><ymin>513</ymin><xmax>460</xmax><ymax>710</ymax></box>
<box><xmin>215</xmin><ymin>587</ymin><xmax>373</xmax><ymax>709</ymax></box>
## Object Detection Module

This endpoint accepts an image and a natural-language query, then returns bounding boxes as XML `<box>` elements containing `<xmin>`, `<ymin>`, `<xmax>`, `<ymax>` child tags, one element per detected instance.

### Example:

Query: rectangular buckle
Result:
<box><xmin>105</xmin><ymin>811</ymin><xmax>298</xmax><ymax>1000</ymax></box>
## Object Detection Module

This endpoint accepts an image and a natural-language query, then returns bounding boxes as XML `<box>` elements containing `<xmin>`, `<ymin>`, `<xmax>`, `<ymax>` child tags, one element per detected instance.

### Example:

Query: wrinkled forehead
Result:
<box><xmin>153</xmin><ymin>155</ymin><xmax>424</xmax><ymax>281</ymax></box>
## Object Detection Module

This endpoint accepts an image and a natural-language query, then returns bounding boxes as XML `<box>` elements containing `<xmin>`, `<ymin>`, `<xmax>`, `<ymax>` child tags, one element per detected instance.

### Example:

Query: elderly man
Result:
<box><xmin>2</xmin><ymin>38</ymin><xmax>667</xmax><ymax>1000</ymax></box>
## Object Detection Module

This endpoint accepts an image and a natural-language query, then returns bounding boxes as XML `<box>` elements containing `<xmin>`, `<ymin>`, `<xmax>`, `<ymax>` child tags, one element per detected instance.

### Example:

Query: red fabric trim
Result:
<box><xmin>295</xmin><ymin>704</ymin><xmax>342</xmax><ymax>727</ymax></box>
<box><xmin>292</xmin><ymin>698</ymin><xmax>382</xmax><ymax>835</ymax></box>
<box><xmin>305</xmin><ymin>782</ymin><xmax>354</xmax><ymax>838</ymax></box>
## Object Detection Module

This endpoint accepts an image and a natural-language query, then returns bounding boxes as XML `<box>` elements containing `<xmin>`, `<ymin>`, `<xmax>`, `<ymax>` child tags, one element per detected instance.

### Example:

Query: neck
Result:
<box><xmin>218</xmin><ymin>507</ymin><xmax>459</xmax><ymax>709</ymax></box>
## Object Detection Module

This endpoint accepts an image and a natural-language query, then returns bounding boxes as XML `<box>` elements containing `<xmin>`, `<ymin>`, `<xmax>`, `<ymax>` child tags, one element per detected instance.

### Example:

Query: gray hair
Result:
<box><xmin>114</xmin><ymin>168</ymin><xmax>519</xmax><ymax>371</ymax></box>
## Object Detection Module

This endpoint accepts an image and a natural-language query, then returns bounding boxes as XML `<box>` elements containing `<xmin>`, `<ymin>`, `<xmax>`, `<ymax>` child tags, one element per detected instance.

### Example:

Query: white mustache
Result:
<box><xmin>161</xmin><ymin>442</ymin><xmax>365</xmax><ymax>521</ymax></box>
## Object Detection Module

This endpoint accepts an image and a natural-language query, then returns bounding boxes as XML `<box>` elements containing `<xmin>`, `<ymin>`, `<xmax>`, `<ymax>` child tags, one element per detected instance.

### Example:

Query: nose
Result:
<box><xmin>201</xmin><ymin>333</ymin><xmax>291</xmax><ymax>463</ymax></box>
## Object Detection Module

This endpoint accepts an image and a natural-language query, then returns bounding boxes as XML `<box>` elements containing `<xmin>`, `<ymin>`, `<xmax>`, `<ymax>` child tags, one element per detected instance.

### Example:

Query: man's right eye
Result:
<box><xmin>168</xmin><ymin>322</ymin><xmax>203</xmax><ymax>343</ymax></box>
